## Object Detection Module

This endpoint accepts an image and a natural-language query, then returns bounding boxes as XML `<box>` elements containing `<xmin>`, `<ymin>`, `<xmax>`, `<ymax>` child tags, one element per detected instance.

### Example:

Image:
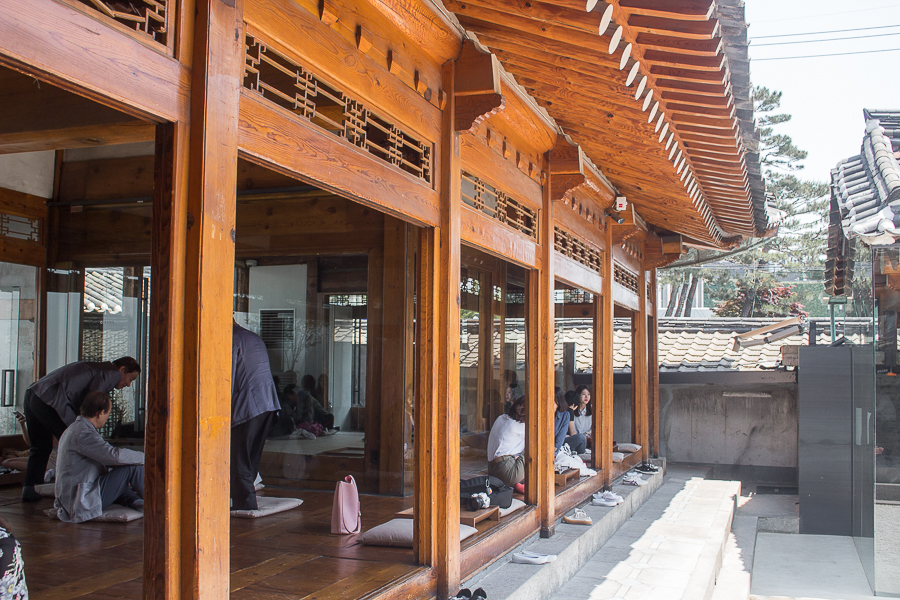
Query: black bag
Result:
<box><xmin>460</xmin><ymin>476</ymin><xmax>513</xmax><ymax>509</ymax></box>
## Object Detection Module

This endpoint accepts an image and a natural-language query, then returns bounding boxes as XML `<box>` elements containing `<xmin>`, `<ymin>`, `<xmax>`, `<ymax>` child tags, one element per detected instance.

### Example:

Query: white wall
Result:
<box><xmin>0</xmin><ymin>151</ymin><xmax>55</xmax><ymax>198</ymax></box>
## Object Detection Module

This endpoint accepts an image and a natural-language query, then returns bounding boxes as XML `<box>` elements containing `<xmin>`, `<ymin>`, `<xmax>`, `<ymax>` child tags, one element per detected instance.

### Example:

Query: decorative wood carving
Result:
<box><xmin>244</xmin><ymin>34</ymin><xmax>432</xmax><ymax>184</ymax></box>
<box><xmin>614</xmin><ymin>263</ymin><xmax>638</xmax><ymax>294</ymax></box>
<box><xmin>454</xmin><ymin>39</ymin><xmax>504</xmax><ymax>132</ymax></box>
<box><xmin>70</xmin><ymin>0</ymin><xmax>168</xmax><ymax>45</ymax></box>
<box><xmin>554</xmin><ymin>227</ymin><xmax>603</xmax><ymax>276</ymax></box>
<box><xmin>461</xmin><ymin>171</ymin><xmax>536</xmax><ymax>240</ymax></box>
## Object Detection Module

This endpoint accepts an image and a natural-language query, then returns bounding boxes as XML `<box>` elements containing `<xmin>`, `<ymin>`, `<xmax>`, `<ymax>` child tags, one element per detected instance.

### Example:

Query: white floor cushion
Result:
<box><xmin>35</xmin><ymin>483</ymin><xmax>55</xmax><ymax>497</ymax></box>
<box><xmin>44</xmin><ymin>504</ymin><xmax>143</xmax><ymax>522</ymax></box>
<box><xmin>358</xmin><ymin>518</ymin><xmax>478</xmax><ymax>548</ymax></box>
<box><xmin>230</xmin><ymin>496</ymin><xmax>303</xmax><ymax>519</ymax></box>
<box><xmin>617</xmin><ymin>443</ymin><xmax>641</xmax><ymax>453</ymax></box>
<box><xmin>499</xmin><ymin>498</ymin><xmax>526</xmax><ymax>518</ymax></box>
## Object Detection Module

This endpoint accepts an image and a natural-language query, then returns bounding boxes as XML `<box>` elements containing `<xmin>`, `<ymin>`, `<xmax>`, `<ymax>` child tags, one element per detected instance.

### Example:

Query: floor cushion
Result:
<box><xmin>44</xmin><ymin>504</ymin><xmax>143</xmax><ymax>522</ymax></box>
<box><xmin>230</xmin><ymin>496</ymin><xmax>303</xmax><ymax>519</ymax></box>
<box><xmin>358</xmin><ymin>518</ymin><xmax>478</xmax><ymax>548</ymax></box>
<box><xmin>35</xmin><ymin>483</ymin><xmax>55</xmax><ymax>497</ymax></box>
<box><xmin>499</xmin><ymin>498</ymin><xmax>526</xmax><ymax>518</ymax></box>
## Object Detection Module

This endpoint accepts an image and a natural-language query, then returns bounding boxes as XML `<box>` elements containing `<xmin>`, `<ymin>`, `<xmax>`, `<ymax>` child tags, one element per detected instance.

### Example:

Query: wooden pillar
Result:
<box><xmin>563</xmin><ymin>342</ymin><xmax>576</xmax><ymax>392</ymax></box>
<box><xmin>366</xmin><ymin>239</ymin><xmax>385</xmax><ymax>491</ymax></box>
<box><xmin>598</xmin><ymin>229</ymin><xmax>614</xmax><ymax>488</ymax></box>
<box><xmin>648</xmin><ymin>270</ymin><xmax>659</xmax><ymax>457</ymax></box>
<box><xmin>633</xmin><ymin>259</ymin><xmax>650</xmax><ymax>462</ymax></box>
<box><xmin>528</xmin><ymin>154</ymin><xmax>555</xmax><ymax>537</ymax></box>
<box><xmin>433</xmin><ymin>59</ymin><xmax>462</xmax><ymax>599</ymax></box>
<box><xmin>145</xmin><ymin>0</ymin><xmax>243</xmax><ymax>597</ymax></box>
<box><xmin>145</xmin><ymin>122</ymin><xmax>188</xmax><ymax>600</ymax></box>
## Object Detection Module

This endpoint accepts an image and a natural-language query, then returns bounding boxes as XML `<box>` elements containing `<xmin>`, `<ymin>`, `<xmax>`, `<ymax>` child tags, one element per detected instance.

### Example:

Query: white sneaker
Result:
<box><xmin>622</xmin><ymin>473</ymin><xmax>647</xmax><ymax>486</ymax></box>
<box><xmin>592</xmin><ymin>490</ymin><xmax>623</xmax><ymax>503</ymax></box>
<box><xmin>592</xmin><ymin>497</ymin><xmax>618</xmax><ymax>507</ymax></box>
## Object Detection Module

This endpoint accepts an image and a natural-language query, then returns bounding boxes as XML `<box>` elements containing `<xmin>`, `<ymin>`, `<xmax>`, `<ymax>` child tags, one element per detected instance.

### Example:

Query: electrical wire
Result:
<box><xmin>753</xmin><ymin>24</ymin><xmax>900</xmax><ymax>38</ymax></box>
<box><xmin>752</xmin><ymin>4</ymin><xmax>900</xmax><ymax>23</ymax></box>
<box><xmin>753</xmin><ymin>47</ymin><xmax>900</xmax><ymax>61</ymax></box>
<box><xmin>753</xmin><ymin>31</ymin><xmax>900</xmax><ymax>46</ymax></box>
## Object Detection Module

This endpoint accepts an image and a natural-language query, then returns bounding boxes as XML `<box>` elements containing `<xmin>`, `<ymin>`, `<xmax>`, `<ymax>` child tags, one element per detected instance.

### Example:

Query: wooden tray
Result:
<box><xmin>395</xmin><ymin>504</ymin><xmax>500</xmax><ymax>527</ymax></box>
<box><xmin>554</xmin><ymin>467</ymin><xmax>579</xmax><ymax>486</ymax></box>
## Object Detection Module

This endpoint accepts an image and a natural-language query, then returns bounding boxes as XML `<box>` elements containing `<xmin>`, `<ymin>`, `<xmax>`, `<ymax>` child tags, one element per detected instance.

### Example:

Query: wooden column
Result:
<box><xmin>598</xmin><ymin>229</ymin><xmax>614</xmax><ymax>488</ymax></box>
<box><xmin>633</xmin><ymin>259</ymin><xmax>650</xmax><ymax>462</ymax></box>
<box><xmin>648</xmin><ymin>270</ymin><xmax>660</xmax><ymax>457</ymax></box>
<box><xmin>433</xmin><ymin>59</ymin><xmax>462</xmax><ymax>599</ymax></box>
<box><xmin>147</xmin><ymin>0</ymin><xmax>243</xmax><ymax>597</ymax></box>
<box><xmin>528</xmin><ymin>155</ymin><xmax>555</xmax><ymax>537</ymax></box>
<box><xmin>145</xmin><ymin>122</ymin><xmax>188</xmax><ymax>600</ymax></box>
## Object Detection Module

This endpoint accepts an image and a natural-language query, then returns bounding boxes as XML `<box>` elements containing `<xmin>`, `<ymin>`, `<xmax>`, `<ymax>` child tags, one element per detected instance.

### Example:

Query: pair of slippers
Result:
<box><xmin>511</xmin><ymin>550</ymin><xmax>557</xmax><ymax>565</ymax></box>
<box><xmin>450</xmin><ymin>588</ymin><xmax>486</xmax><ymax>600</ymax></box>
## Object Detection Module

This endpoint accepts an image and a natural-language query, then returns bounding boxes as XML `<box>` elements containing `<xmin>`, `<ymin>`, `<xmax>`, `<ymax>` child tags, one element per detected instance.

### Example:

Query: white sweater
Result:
<box><xmin>487</xmin><ymin>414</ymin><xmax>525</xmax><ymax>461</ymax></box>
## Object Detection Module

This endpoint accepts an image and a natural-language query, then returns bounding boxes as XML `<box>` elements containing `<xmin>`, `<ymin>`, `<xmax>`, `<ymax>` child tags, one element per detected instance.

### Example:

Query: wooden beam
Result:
<box><xmin>0</xmin><ymin>121</ymin><xmax>156</xmax><ymax>155</ymax></box>
<box><xmin>634</xmin><ymin>33</ymin><xmax>723</xmax><ymax>56</ymax></box>
<box><xmin>0</xmin><ymin>0</ymin><xmax>190</xmax><ymax>123</ymax></box>
<box><xmin>460</xmin><ymin>205</ymin><xmax>540</xmax><ymax>269</ymax></box>
<box><xmin>434</xmin><ymin>59</ymin><xmax>462</xmax><ymax>599</ymax></box>
<box><xmin>619</xmin><ymin>0</ymin><xmax>715</xmax><ymax>21</ymax></box>
<box><xmin>365</xmin><ymin>0</ymin><xmax>462</xmax><ymax>64</ymax></box>
<box><xmin>626</xmin><ymin>14</ymin><xmax>719</xmax><ymax>39</ymax></box>
<box><xmin>537</xmin><ymin>153</ymin><xmax>555</xmax><ymax>537</ymax></box>
<box><xmin>238</xmin><ymin>91</ymin><xmax>440</xmax><ymax>228</ymax></box>
<box><xmin>173</xmin><ymin>0</ymin><xmax>244</xmax><ymax>597</ymax></box>
<box><xmin>454</xmin><ymin>39</ymin><xmax>503</xmax><ymax>132</ymax></box>
<box><xmin>145</xmin><ymin>122</ymin><xmax>187</xmax><ymax>600</ymax></box>
<box><xmin>598</xmin><ymin>226</ymin><xmax>614</xmax><ymax>487</ymax></box>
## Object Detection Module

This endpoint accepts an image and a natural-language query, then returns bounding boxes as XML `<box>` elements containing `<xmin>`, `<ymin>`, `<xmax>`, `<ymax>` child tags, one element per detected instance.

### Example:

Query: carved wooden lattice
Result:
<box><xmin>553</xmin><ymin>227</ymin><xmax>603</xmax><ymax>276</ymax></box>
<box><xmin>460</xmin><ymin>171</ymin><xmax>537</xmax><ymax>240</ymax></box>
<box><xmin>74</xmin><ymin>0</ymin><xmax>167</xmax><ymax>45</ymax></box>
<box><xmin>0</xmin><ymin>213</ymin><xmax>40</xmax><ymax>244</ymax></box>
<box><xmin>244</xmin><ymin>36</ymin><xmax>432</xmax><ymax>185</ymax></box>
<box><xmin>614</xmin><ymin>264</ymin><xmax>638</xmax><ymax>294</ymax></box>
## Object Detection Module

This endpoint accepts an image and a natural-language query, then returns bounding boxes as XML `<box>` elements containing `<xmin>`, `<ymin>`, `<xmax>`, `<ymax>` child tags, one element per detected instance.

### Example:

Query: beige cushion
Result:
<box><xmin>499</xmin><ymin>498</ymin><xmax>526</xmax><ymax>518</ymax></box>
<box><xmin>358</xmin><ymin>518</ymin><xmax>478</xmax><ymax>548</ymax></box>
<box><xmin>44</xmin><ymin>504</ymin><xmax>143</xmax><ymax>523</ymax></box>
<box><xmin>35</xmin><ymin>483</ymin><xmax>55</xmax><ymax>497</ymax></box>
<box><xmin>612</xmin><ymin>452</ymin><xmax>625</xmax><ymax>463</ymax></box>
<box><xmin>231</xmin><ymin>496</ymin><xmax>303</xmax><ymax>519</ymax></box>
<box><xmin>617</xmin><ymin>443</ymin><xmax>641</xmax><ymax>453</ymax></box>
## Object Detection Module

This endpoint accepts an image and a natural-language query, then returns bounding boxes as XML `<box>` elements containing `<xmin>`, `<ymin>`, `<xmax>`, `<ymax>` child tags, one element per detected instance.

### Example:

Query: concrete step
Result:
<box><xmin>544</xmin><ymin>473</ymin><xmax>739</xmax><ymax>600</ymax></box>
<box><xmin>461</xmin><ymin>464</ymin><xmax>667</xmax><ymax>600</ymax></box>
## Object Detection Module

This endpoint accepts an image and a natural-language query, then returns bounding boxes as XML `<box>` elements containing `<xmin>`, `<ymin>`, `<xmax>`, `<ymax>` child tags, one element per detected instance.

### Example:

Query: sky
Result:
<box><xmin>742</xmin><ymin>0</ymin><xmax>900</xmax><ymax>183</ymax></box>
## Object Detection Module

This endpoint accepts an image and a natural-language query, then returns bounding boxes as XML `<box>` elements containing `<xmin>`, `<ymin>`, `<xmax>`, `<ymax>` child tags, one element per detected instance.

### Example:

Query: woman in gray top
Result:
<box><xmin>22</xmin><ymin>357</ymin><xmax>141</xmax><ymax>502</ymax></box>
<box><xmin>54</xmin><ymin>391</ymin><xmax>144</xmax><ymax>523</ymax></box>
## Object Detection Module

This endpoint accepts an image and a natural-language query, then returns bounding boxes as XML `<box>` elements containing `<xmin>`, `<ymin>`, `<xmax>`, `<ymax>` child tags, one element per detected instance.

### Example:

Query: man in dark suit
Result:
<box><xmin>231</xmin><ymin>322</ymin><xmax>281</xmax><ymax>510</ymax></box>
<box><xmin>21</xmin><ymin>357</ymin><xmax>141</xmax><ymax>502</ymax></box>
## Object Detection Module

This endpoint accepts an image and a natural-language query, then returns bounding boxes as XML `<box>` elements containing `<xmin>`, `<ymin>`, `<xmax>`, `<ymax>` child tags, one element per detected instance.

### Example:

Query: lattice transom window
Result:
<box><xmin>613</xmin><ymin>264</ymin><xmax>638</xmax><ymax>294</ymax></box>
<box><xmin>0</xmin><ymin>213</ymin><xmax>40</xmax><ymax>244</ymax></box>
<box><xmin>244</xmin><ymin>35</ymin><xmax>432</xmax><ymax>185</ymax></box>
<box><xmin>553</xmin><ymin>227</ymin><xmax>603</xmax><ymax>276</ymax></box>
<box><xmin>461</xmin><ymin>171</ymin><xmax>537</xmax><ymax>240</ymax></box>
<box><xmin>73</xmin><ymin>0</ymin><xmax>167</xmax><ymax>45</ymax></box>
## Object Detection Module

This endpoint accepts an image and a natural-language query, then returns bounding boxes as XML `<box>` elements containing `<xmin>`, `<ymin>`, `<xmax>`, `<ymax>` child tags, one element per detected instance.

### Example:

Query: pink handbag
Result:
<box><xmin>331</xmin><ymin>475</ymin><xmax>361</xmax><ymax>534</ymax></box>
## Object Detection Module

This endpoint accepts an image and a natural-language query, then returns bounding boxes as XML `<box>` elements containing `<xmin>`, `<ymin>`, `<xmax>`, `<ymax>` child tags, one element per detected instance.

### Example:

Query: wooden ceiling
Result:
<box><xmin>443</xmin><ymin>0</ymin><xmax>766</xmax><ymax>246</ymax></box>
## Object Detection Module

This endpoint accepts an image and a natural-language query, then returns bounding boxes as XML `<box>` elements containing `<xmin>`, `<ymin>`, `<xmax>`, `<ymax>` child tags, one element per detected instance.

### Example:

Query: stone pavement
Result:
<box><xmin>547</xmin><ymin>470</ymin><xmax>739</xmax><ymax>600</ymax></box>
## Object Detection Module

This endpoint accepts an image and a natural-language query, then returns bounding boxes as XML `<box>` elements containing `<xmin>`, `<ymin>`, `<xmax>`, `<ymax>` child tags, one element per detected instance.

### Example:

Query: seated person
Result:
<box><xmin>554</xmin><ymin>387</ymin><xmax>586</xmax><ymax>455</ymax></box>
<box><xmin>268</xmin><ymin>383</ymin><xmax>307</xmax><ymax>438</ymax></box>
<box><xmin>487</xmin><ymin>396</ymin><xmax>526</xmax><ymax>487</ymax></box>
<box><xmin>572</xmin><ymin>385</ymin><xmax>593</xmax><ymax>446</ymax></box>
<box><xmin>55</xmin><ymin>391</ymin><xmax>145</xmax><ymax>523</ymax></box>
<box><xmin>300</xmin><ymin>374</ymin><xmax>335</xmax><ymax>431</ymax></box>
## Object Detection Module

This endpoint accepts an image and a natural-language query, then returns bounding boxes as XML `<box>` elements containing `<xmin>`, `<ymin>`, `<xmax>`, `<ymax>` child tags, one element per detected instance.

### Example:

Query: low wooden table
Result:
<box><xmin>554</xmin><ymin>467</ymin><xmax>579</xmax><ymax>486</ymax></box>
<box><xmin>395</xmin><ymin>504</ymin><xmax>501</xmax><ymax>527</ymax></box>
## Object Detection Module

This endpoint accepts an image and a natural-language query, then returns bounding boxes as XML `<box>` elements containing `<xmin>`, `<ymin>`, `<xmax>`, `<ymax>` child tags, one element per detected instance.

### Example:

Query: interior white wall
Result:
<box><xmin>0</xmin><ymin>151</ymin><xmax>55</xmax><ymax>198</ymax></box>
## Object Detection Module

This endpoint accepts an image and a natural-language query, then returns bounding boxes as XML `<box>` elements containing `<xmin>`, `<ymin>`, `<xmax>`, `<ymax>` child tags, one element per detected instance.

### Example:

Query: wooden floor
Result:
<box><xmin>3</xmin><ymin>485</ymin><xmax>422</xmax><ymax>599</ymax></box>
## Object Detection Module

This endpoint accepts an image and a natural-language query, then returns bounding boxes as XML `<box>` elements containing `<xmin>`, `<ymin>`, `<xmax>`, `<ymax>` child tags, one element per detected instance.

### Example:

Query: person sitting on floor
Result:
<box><xmin>572</xmin><ymin>384</ymin><xmax>593</xmax><ymax>447</ymax></box>
<box><xmin>300</xmin><ymin>374</ymin><xmax>336</xmax><ymax>432</ymax></box>
<box><xmin>54</xmin><ymin>391</ymin><xmax>145</xmax><ymax>523</ymax></box>
<box><xmin>21</xmin><ymin>356</ymin><xmax>141</xmax><ymax>502</ymax></box>
<box><xmin>554</xmin><ymin>387</ymin><xmax>586</xmax><ymax>455</ymax></box>
<box><xmin>487</xmin><ymin>396</ymin><xmax>526</xmax><ymax>488</ymax></box>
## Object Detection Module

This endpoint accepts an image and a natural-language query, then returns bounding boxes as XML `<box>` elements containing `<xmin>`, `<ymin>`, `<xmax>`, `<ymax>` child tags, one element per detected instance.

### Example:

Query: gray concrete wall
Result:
<box><xmin>654</xmin><ymin>382</ymin><xmax>798</xmax><ymax>469</ymax></box>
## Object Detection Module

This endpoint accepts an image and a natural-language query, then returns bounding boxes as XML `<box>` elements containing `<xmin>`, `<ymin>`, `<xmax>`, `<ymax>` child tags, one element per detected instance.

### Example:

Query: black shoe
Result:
<box><xmin>634</xmin><ymin>463</ymin><xmax>659</xmax><ymax>474</ymax></box>
<box><xmin>21</xmin><ymin>486</ymin><xmax>42</xmax><ymax>502</ymax></box>
<box><xmin>472</xmin><ymin>588</ymin><xmax>487</xmax><ymax>600</ymax></box>
<box><xmin>450</xmin><ymin>589</ymin><xmax>471</xmax><ymax>600</ymax></box>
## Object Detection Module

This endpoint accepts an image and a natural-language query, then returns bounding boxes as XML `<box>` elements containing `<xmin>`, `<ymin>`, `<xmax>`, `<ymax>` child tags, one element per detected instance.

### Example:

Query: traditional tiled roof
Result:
<box><xmin>83</xmin><ymin>268</ymin><xmax>124</xmax><ymax>314</ymax></box>
<box><xmin>831</xmin><ymin>109</ymin><xmax>900</xmax><ymax>244</ymax></box>
<box><xmin>462</xmin><ymin>316</ymin><xmax>866</xmax><ymax>374</ymax></box>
